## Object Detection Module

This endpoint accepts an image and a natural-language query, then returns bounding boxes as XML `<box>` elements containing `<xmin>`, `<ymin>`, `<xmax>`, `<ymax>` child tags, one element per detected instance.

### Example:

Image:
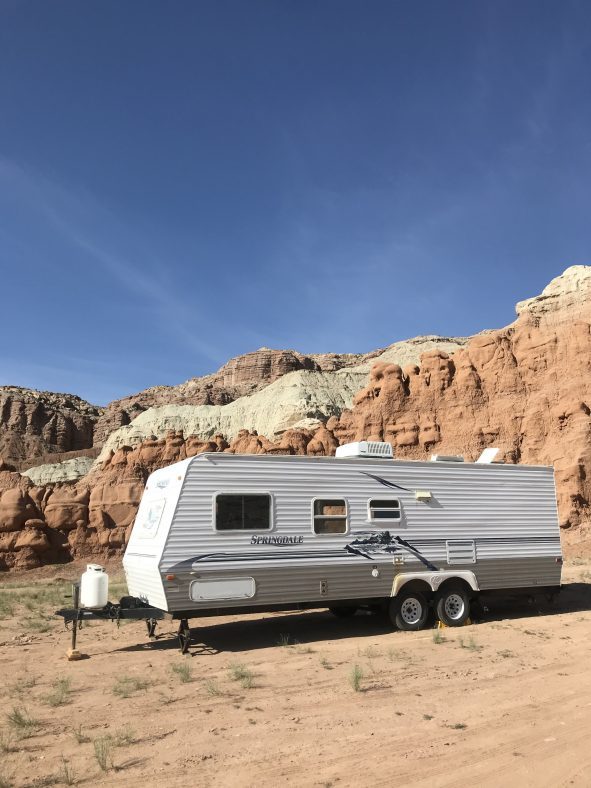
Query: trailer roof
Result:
<box><xmin>188</xmin><ymin>452</ymin><xmax>553</xmax><ymax>472</ymax></box>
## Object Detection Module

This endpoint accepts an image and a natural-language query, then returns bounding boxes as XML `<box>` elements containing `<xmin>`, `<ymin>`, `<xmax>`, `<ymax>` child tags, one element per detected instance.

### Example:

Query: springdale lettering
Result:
<box><xmin>250</xmin><ymin>535</ymin><xmax>304</xmax><ymax>545</ymax></box>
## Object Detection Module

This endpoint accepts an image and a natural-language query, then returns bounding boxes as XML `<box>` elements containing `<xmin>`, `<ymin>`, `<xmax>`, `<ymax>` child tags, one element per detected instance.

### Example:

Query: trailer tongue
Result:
<box><xmin>55</xmin><ymin>567</ymin><xmax>173</xmax><ymax>658</ymax></box>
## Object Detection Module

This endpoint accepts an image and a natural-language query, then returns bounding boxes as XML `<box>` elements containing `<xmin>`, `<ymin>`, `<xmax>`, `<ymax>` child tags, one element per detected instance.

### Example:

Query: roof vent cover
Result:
<box><xmin>335</xmin><ymin>441</ymin><xmax>394</xmax><ymax>459</ymax></box>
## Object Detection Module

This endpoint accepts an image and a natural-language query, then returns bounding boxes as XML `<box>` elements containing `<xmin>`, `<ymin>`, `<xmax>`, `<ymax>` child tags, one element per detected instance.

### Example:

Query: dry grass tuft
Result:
<box><xmin>0</xmin><ymin>729</ymin><xmax>14</xmax><ymax>754</ymax></box>
<box><xmin>93</xmin><ymin>736</ymin><xmax>113</xmax><ymax>772</ymax></box>
<box><xmin>112</xmin><ymin>726</ymin><xmax>136</xmax><ymax>747</ymax></box>
<box><xmin>228</xmin><ymin>663</ymin><xmax>254</xmax><ymax>689</ymax></box>
<box><xmin>9</xmin><ymin>674</ymin><xmax>37</xmax><ymax>698</ymax></box>
<box><xmin>72</xmin><ymin>724</ymin><xmax>90</xmax><ymax>744</ymax></box>
<box><xmin>6</xmin><ymin>707</ymin><xmax>40</xmax><ymax>738</ymax></box>
<box><xmin>42</xmin><ymin>677</ymin><xmax>72</xmax><ymax>707</ymax></box>
<box><xmin>349</xmin><ymin>664</ymin><xmax>363</xmax><ymax>692</ymax></box>
<box><xmin>112</xmin><ymin>676</ymin><xmax>151</xmax><ymax>698</ymax></box>
<box><xmin>58</xmin><ymin>758</ymin><xmax>76</xmax><ymax>786</ymax></box>
<box><xmin>458</xmin><ymin>636</ymin><xmax>481</xmax><ymax>652</ymax></box>
<box><xmin>171</xmin><ymin>662</ymin><xmax>193</xmax><ymax>683</ymax></box>
<box><xmin>204</xmin><ymin>679</ymin><xmax>222</xmax><ymax>696</ymax></box>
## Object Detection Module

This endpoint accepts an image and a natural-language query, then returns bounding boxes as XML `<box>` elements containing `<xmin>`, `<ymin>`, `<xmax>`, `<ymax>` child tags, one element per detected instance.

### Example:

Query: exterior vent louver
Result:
<box><xmin>335</xmin><ymin>441</ymin><xmax>394</xmax><ymax>459</ymax></box>
<box><xmin>446</xmin><ymin>540</ymin><xmax>476</xmax><ymax>565</ymax></box>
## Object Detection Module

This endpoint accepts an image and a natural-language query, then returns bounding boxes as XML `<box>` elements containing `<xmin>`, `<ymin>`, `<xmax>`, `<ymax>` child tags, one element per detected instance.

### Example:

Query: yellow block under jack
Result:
<box><xmin>437</xmin><ymin>618</ymin><xmax>472</xmax><ymax>629</ymax></box>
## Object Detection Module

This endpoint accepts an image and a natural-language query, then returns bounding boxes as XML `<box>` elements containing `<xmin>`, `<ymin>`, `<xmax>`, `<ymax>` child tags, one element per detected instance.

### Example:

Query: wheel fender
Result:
<box><xmin>392</xmin><ymin>570</ymin><xmax>479</xmax><ymax>597</ymax></box>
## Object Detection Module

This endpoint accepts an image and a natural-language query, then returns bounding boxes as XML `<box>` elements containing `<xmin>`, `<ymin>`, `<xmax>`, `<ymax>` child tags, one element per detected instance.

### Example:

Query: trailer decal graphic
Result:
<box><xmin>176</xmin><ymin>533</ymin><xmax>436</xmax><ymax>571</ymax></box>
<box><xmin>186</xmin><ymin>550</ymin><xmax>357</xmax><ymax>565</ymax></box>
<box><xmin>344</xmin><ymin>531</ymin><xmax>438</xmax><ymax>571</ymax></box>
<box><xmin>359</xmin><ymin>472</ymin><xmax>412</xmax><ymax>492</ymax></box>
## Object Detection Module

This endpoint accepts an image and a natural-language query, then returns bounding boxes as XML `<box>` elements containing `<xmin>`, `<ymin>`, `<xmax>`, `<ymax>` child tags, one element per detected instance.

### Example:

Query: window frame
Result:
<box><xmin>367</xmin><ymin>498</ymin><xmax>402</xmax><ymax>525</ymax></box>
<box><xmin>212</xmin><ymin>491</ymin><xmax>274</xmax><ymax>533</ymax></box>
<box><xmin>311</xmin><ymin>496</ymin><xmax>349</xmax><ymax>536</ymax></box>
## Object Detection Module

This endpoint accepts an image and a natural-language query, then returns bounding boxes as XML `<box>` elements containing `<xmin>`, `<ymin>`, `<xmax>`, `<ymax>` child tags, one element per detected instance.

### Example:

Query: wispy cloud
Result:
<box><xmin>0</xmin><ymin>157</ymin><xmax>227</xmax><ymax>366</ymax></box>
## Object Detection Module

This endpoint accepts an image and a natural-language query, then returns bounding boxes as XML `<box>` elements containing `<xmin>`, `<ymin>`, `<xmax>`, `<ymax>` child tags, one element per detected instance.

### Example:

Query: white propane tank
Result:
<box><xmin>79</xmin><ymin>564</ymin><xmax>109</xmax><ymax>609</ymax></box>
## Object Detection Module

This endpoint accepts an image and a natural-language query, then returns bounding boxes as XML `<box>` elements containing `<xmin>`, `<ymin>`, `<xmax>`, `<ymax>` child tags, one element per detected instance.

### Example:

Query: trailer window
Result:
<box><xmin>313</xmin><ymin>499</ymin><xmax>347</xmax><ymax>534</ymax></box>
<box><xmin>368</xmin><ymin>499</ymin><xmax>401</xmax><ymax>523</ymax></box>
<box><xmin>215</xmin><ymin>494</ymin><xmax>271</xmax><ymax>531</ymax></box>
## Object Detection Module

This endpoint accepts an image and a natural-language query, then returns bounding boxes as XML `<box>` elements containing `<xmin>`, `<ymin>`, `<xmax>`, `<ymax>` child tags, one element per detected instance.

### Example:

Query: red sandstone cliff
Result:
<box><xmin>0</xmin><ymin>387</ymin><xmax>101</xmax><ymax>463</ymax></box>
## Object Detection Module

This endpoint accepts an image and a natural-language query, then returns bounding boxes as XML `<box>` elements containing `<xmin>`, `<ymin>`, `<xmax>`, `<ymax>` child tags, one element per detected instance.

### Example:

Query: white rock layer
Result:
<box><xmin>21</xmin><ymin>456</ymin><xmax>95</xmax><ymax>485</ymax></box>
<box><xmin>96</xmin><ymin>369</ymin><xmax>367</xmax><ymax>461</ymax></box>
<box><xmin>350</xmin><ymin>335</ymin><xmax>468</xmax><ymax>373</ymax></box>
<box><xmin>516</xmin><ymin>265</ymin><xmax>591</xmax><ymax>321</ymax></box>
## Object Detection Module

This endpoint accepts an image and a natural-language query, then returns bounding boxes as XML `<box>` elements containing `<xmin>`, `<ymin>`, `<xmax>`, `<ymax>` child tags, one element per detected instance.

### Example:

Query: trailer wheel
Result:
<box><xmin>328</xmin><ymin>605</ymin><xmax>357</xmax><ymax>618</ymax></box>
<box><xmin>435</xmin><ymin>586</ymin><xmax>471</xmax><ymax>627</ymax></box>
<box><xmin>390</xmin><ymin>590</ymin><xmax>429</xmax><ymax>631</ymax></box>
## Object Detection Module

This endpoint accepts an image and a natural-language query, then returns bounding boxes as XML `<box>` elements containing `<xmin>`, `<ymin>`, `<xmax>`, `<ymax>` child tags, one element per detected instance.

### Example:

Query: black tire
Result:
<box><xmin>178</xmin><ymin>620</ymin><xmax>191</xmax><ymax>654</ymax></box>
<box><xmin>435</xmin><ymin>585</ymin><xmax>471</xmax><ymax>627</ymax></box>
<box><xmin>146</xmin><ymin>618</ymin><xmax>157</xmax><ymax>639</ymax></box>
<box><xmin>328</xmin><ymin>605</ymin><xmax>357</xmax><ymax>618</ymax></box>
<box><xmin>389</xmin><ymin>590</ymin><xmax>430</xmax><ymax>631</ymax></box>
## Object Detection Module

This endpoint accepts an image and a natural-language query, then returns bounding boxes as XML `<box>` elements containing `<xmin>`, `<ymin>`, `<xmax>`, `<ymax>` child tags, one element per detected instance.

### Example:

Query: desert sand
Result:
<box><xmin>0</xmin><ymin>561</ymin><xmax>590</xmax><ymax>787</ymax></box>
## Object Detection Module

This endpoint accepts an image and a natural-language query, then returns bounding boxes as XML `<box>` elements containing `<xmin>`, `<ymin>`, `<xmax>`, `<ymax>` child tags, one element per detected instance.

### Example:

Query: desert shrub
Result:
<box><xmin>113</xmin><ymin>726</ymin><xmax>135</xmax><ymax>747</ymax></box>
<box><xmin>72</xmin><ymin>724</ymin><xmax>90</xmax><ymax>744</ymax></box>
<box><xmin>171</xmin><ymin>662</ymin><xmax>193</xmax><ymax>683</ymax></box>
<box><xmin>458</xmin><ymin>635</ymin><xmax>481</xmax><ymax>651</ymax></box>
<box><xmin>112</xmin><ymin>676</ymin><xmax>151</xmax><ymax>698</ymax></box>
<box><xmin>43</xmin><ymin>677</ymin><xmax>72</xmax><ymax>707</ymax></box>
<box><xmin>349</xmin><ymin>664</ymin><xmax>363</xmax><ymax>692</ymax></box>
<box><xmin>228</xmin><ymin>663</ymin><xmax>254</xmax><ymax>689</ymax></box>
<box><xmin>93</xmin><ymin>737</ymin><xmax>113</xmax><ymax>772</ymax></box>
<box><xmin>58</xmin><ymin>758</ymin><xmax>75</xmax><ymax>786</ymax></box>
<box><xmin>204</xmin><ymin>679</ymin><xmax>222</xmax><ymax>696</ymax></box>
<box><xmin>6</xmin><ymin>707</ymin><xmax>40</xmax><ymax>738</ymax></box>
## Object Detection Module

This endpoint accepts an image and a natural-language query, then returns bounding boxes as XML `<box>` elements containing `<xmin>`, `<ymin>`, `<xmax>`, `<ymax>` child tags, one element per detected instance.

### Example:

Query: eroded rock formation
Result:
<box><xmin>0</xmin><ymin>387</ymin><xmax>101</xmax><ymax>462</ymax></box>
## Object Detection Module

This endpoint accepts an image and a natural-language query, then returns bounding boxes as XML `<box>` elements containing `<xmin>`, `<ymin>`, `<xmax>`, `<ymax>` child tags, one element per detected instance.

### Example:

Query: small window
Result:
<box><xmin>215</xmin><ymin>494</ymin><xmax>271</xmax><ymax>531</ymax></box>
<box><xmin>368</xmin><ymin>499</ymin><xmax>401</xmax><ymax>522</ymax></box>
<box><xmin>313</xmin><ymin>499</ymin><xmax>347</xmax><ymax>534</ymax></box>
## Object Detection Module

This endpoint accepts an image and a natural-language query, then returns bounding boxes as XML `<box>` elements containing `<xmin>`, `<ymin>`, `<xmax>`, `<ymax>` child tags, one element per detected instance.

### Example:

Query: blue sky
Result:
<box><xmin>1</xmin><ymin>1</ymin><xmax>590</xmax><ymax>405</ymax></box>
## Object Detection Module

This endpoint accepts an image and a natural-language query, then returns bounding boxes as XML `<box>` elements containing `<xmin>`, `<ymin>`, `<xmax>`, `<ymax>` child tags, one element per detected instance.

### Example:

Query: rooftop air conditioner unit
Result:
<box><xmin>335</xmin><ymin>441</ymin><xmax>394</xmax><ymax>459</ymax></box>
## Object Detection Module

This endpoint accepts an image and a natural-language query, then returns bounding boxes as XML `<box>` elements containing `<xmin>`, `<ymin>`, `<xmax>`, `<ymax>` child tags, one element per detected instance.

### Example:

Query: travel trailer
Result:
<box><xmin>121</xmin><ymin>442</ymin><xmax>563</xmax><ymax>651</ymax></box>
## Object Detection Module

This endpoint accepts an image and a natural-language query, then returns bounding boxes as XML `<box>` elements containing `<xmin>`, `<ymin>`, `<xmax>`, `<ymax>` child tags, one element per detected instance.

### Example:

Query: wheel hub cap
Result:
<box><xmin>400</xmin><ymin>597</ymin><xmax>422</xmax><ymax>625</ymax></box>
<box><xmin>444</xmin><ymin>593</ymin><xmax>465</xmax><ymax>620</ymax></box>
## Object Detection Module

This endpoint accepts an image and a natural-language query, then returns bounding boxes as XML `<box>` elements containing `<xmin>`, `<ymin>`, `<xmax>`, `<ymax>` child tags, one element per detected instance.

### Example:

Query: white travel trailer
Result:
<box><xmin>122</xmin><ymin>442</ymin><xmax>563</xmax><ymax>650</ymax></box>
